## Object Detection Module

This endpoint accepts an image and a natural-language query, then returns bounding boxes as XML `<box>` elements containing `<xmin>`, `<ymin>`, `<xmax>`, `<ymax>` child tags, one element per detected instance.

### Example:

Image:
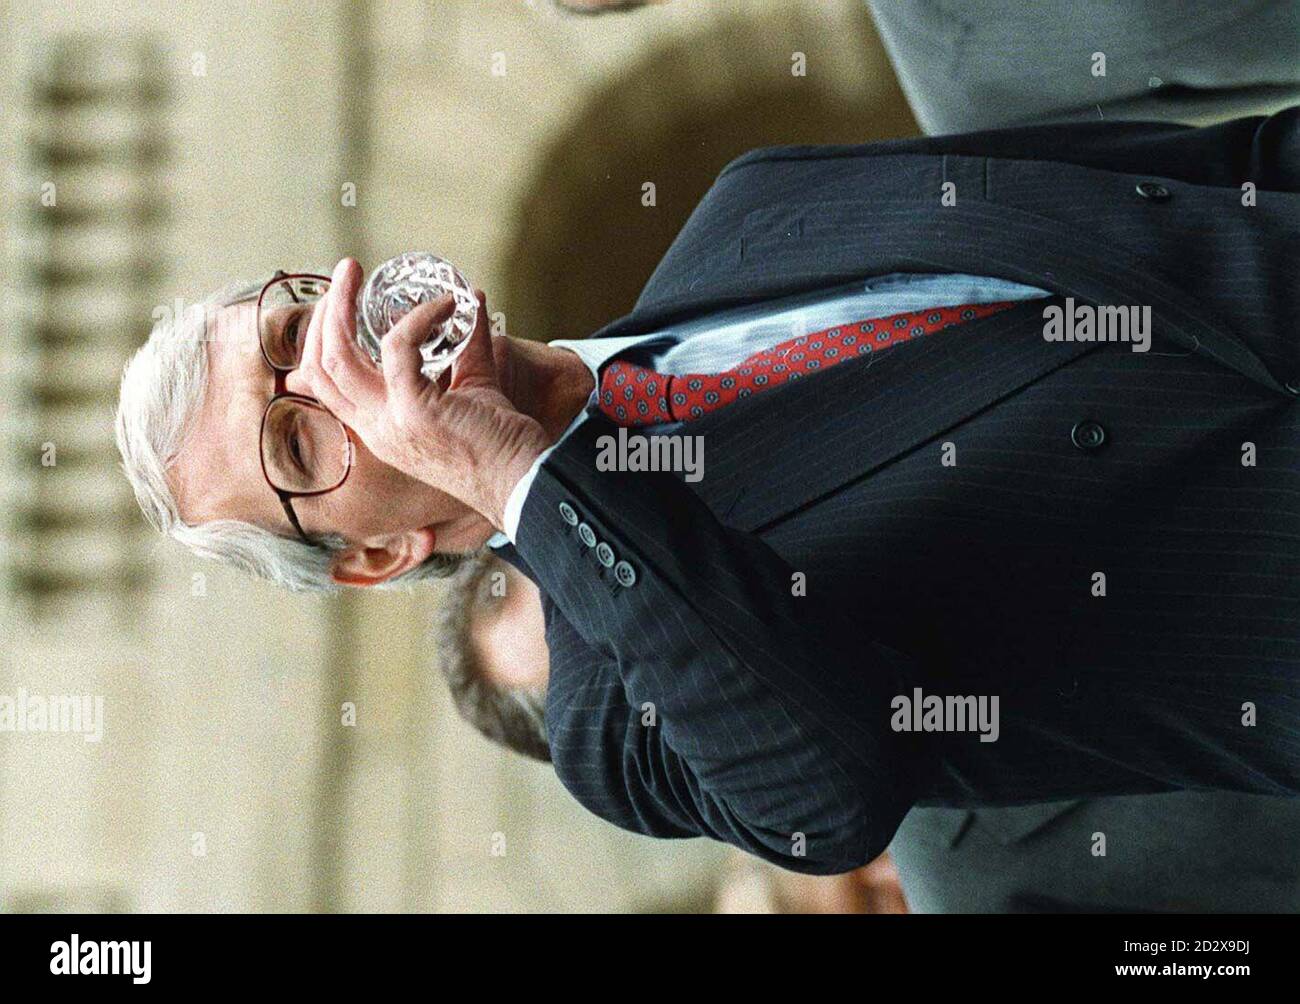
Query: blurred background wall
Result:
<box><xmin>0</xmin><ymin>0</ymin><xmax>915</xmax><ymax>912</ymax></box>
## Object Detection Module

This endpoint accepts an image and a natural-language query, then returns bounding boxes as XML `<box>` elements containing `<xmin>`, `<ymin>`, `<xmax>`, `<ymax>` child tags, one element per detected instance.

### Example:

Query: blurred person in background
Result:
<box><xmin>430</xmin><ymin>553</ymin><xmax>550</xmax><ymax>764</ymax></box>
<box><xmin>714</xmin><ymin>851</ymin><xmax>908</xmax><ymax>914</ymax></box>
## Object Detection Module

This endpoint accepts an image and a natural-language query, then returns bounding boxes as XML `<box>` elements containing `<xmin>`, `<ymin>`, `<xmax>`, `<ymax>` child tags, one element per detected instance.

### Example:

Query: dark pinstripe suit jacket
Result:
<box><xmin>495</xmin><ymin>109</ymin><xmax>1300</xmax><ymax>874</ymax></box>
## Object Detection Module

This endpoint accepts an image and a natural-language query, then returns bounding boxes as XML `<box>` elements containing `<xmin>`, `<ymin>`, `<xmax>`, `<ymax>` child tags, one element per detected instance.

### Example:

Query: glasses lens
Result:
<box><xmin>261</xmin><ymin>397</ymin><xmax>351</xmax><ymax>494</ymax></box>
<box><xmin>259</xmin><ymin>276</ymin><xmax>328</xmax><ymax>369</ymax></box>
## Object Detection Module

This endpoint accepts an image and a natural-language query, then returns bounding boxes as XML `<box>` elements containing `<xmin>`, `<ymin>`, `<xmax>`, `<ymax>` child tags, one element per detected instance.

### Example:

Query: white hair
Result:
<box><xmin>115</xmin><ymin>274</ymin><xmax>466</xmax><ymax>593</ymax></box>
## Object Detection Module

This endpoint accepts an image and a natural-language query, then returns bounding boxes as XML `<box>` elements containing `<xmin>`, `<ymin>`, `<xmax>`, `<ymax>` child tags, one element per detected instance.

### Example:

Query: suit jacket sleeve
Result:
<box><xmin>721</xmin><ymin>106</ymin><xmax>1300</xmax><ymax>193</ymax></box>
<box><xmin>517</xmin><ymin>416</ymin><xmax>919</xmax><ymax>874</ymax></box>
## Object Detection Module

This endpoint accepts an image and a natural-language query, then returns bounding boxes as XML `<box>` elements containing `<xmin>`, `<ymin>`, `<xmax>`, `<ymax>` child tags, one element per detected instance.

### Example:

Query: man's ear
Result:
<box><xmin>329</xmin><ymin>527</ymin><xmax>438</xmax><ymax>587</ymax></box>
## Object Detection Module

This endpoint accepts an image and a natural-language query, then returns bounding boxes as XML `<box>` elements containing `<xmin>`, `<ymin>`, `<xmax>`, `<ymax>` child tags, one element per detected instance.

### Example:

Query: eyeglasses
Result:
<box><xmin>254</xmin><ymin>270</ymin><xmax>355</xmax><ymax>546</ymax></box>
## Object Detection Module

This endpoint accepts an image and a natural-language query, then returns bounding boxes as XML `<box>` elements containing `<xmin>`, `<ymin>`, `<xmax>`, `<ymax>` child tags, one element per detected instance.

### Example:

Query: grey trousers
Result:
<box><xmin>890</xmin><ymin>793</ymin><xmax>1300</xmax><ymax>913</ymax></box>
<box><xmin>868</xmin><ymin>0</ymin><xmax>1300</xmax><ymax>133</ymax></box>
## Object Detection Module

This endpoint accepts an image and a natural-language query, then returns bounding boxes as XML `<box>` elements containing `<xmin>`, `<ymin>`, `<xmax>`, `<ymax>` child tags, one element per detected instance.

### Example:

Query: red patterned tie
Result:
<box><xmin>598</xmin><ymin>301</ymin><xmax>1016</xmax><ymax>426</ymax></box>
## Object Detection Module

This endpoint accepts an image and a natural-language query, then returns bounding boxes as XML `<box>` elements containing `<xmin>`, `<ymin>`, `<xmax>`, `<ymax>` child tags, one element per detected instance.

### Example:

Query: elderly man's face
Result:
<box><xmin>169</xmin><ymin>300</ymin><xmax>494</xmax><ymax>585</ymax></box>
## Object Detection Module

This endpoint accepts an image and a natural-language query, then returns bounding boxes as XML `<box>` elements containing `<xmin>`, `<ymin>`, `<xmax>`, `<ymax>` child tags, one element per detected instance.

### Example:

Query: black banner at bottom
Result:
<box><xmin>0</xmin><ymin>913</ymin><xmax>1284</xmax><ymax>989</ymax></box>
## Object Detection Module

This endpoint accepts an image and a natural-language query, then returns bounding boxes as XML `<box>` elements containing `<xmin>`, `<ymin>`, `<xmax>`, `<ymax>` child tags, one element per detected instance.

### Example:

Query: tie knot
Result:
<box><xmin>599</xmin><ymin>361</ymin><xmax>673</xmax><ymax>426</ymax></box>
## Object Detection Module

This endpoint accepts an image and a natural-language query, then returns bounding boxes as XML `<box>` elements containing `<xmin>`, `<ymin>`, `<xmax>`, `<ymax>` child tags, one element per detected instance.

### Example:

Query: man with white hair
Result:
<box><xmin>114</xmin><ymin>274</ymin><xmax>492</xmax><ymax>592</ymax></box>
<box><xmin>118</xmin><ymin>108</ymin><xmax>1300</xmax><ymax>874</ymax></box>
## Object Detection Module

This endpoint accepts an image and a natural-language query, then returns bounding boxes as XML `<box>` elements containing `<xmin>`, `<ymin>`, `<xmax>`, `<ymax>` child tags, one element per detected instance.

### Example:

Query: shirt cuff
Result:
<box><xmin>500</xmin><ymin>447</ymin><xmax>551</xmax><ymax>543</ymax></box>
<box><xmin>498</xmin><ymin>390</ymin><xmax>596</xmax><ymax>544</ymax></box>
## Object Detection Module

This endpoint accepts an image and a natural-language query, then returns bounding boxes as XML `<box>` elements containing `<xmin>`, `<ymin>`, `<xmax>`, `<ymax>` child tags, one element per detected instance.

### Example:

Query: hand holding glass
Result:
<box><xmin>253</xmin><ymin>252</ymin><xmax>478</xmax><ymax>543</ymax></box>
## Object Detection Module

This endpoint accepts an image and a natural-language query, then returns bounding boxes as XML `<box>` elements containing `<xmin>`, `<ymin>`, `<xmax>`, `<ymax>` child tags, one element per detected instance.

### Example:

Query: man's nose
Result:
<box><xmin>283</xmin><ymin>368</ymin><xmax>314</xmax><ymax>397</ymax></box>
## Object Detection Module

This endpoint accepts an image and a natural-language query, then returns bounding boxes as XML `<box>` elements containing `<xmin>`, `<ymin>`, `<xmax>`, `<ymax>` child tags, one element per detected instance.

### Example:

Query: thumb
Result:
<box><xmin>381</xmin><ymin>296</ymin><xmax>452</xmax><ymax>405</ymax></box>
<box><xmin>447</xmin><ymin>290</ymin><xmax>497</xmax><ymax>391</ymax></box>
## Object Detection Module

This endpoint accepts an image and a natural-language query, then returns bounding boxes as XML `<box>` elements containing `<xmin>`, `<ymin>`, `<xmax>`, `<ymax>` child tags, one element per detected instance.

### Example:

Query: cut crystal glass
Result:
<box><xmin>355</xmin><ymin>252</ymin><xmax>479</xmax><ymax>378</ymax></box>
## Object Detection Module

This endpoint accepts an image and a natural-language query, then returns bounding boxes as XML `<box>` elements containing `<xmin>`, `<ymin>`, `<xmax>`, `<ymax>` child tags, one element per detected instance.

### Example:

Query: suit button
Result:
<box><xmin>595</xmin><ymin>541</ymin><xmax>615</xmax><ymax>567</ymax></box>
<box><xmin>1071</xmin><ymin>419</ymin><xmax>1107</xmax><ymax>451</ymax></box>
<box><xmin>1286</xmin><ymin>378</ymin><xmax>1300</xmax><ymax>396</ymax></box>
<box><xmin>577</xmin><ymin>522</ymin><xmax>597</xmax><ymax>547</ymax></box>
<box><xmin>1135</xmin><ymin>180</ymin><xmax>1171</xmax><ymax>201</ymax></box>
<box><xmin>614</xmin><ymin>560</ymin><xmax>637</xmax><ymax>587</ymax></box>
<box><xmin>558</xmin><ymin>501</ymin><xmax>578</xmax><ymax>526</ymax></box>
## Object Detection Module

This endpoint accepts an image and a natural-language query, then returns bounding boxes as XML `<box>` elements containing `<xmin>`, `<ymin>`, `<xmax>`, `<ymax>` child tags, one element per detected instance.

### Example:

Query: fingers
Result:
<box><xmin>295</xmin><ymin>258</ymin><xmax>392</xmax><ymax>430</ymax></box>
<box><xmin>296</xmin><ymin>262</ymin><xmax>357</xmax><ymax>425</ymax></box>
<box><xmin>447</xmin><ymin>290</ymin><xmax>497</xmax><ymax>392</ymax></box>
<box><xmin>381</xmin><ymin>295</ymin><xmax>456</xmax><ymax>408</ymax></box>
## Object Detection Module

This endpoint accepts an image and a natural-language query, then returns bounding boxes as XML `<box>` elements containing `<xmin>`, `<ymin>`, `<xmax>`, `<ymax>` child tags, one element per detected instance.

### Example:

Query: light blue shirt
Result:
<box><xmin>490</xmin><ymin>272</ymin><xmax>1048</xmax><ymax>546</ymax></box>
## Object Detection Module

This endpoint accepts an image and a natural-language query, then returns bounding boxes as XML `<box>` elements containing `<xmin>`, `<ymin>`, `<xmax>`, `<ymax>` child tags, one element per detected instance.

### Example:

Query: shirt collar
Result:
<box><xmin>547</xmin><ymin>332</ymin><xmax>665</xmax><ymax>381</ymax></box>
